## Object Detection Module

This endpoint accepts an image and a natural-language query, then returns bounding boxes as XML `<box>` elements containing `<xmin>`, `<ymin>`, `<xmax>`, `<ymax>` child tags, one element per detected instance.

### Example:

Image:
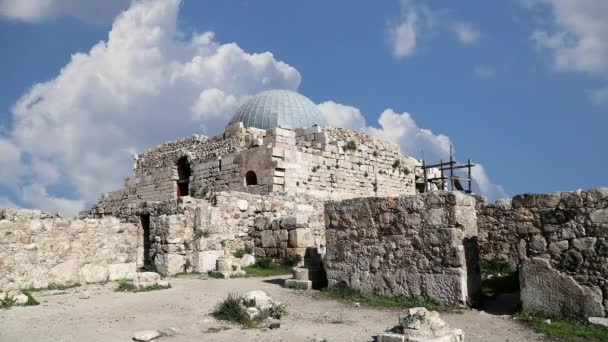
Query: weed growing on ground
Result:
<box><xmin>515</xmin><ymin>312</ymin><xmax>608</xmax><ymax>342</ymax></box>
<box><xmin>213</xmin><ymin>293</ymin><xmax>246</xmax><ymax>323</ymax></box>
<box><xmin>208</xmin><ymin>271</ymin><xmax>225</xmax><ymax>279</ymax></box>
<box><xmin>319</xmin><ymin>288</ymin><xmax>460</xmax><ymax>313</ymax></box>
<box><xmin>25</xmin><ymin>283</ymin><xmax>81</xmax><ymax>292</ymax></box>
<box><xmin>22</xmin><ymin>291</ymin><xmax>39</xmax><ymax>306</ymax></box>
<box><xmin>114</xmin><ymin>279</ymin><xmax>171</xmax><ymax>293</ymax></box>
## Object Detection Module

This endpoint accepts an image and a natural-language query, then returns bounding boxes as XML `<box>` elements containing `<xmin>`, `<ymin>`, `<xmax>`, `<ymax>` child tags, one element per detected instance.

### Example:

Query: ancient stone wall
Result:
<box><xmin>0</xmin><ymin>209</ymin><xmax>140</xmax><ymax>290</ymax></box>
<box><xmin>476</xmin><ymin>188</ymin><xmax>608</xmax><ymax>319</ymax></box>
<box><xmin>475</xmin><ymin>197</ymin><xmax>519</xmax><ymax>266</ymax></box>
<box><xmin>325</xmin><ymin>191</ymin><xmax>480</xmax><ymax>306</ymax></box>
<box><xmin>131</xmin><ymin>191</ymin><xmax>325</xmax><ymax>275</ymax></box>
<box><xmin>89</xmin><ymin>125</ymin><xmax>418</xmax><ymax>215</ymax></box>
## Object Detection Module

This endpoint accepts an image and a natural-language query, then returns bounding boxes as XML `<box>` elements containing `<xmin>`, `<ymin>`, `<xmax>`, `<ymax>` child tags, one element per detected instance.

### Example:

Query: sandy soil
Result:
<box><xmin>0</xmin><ymin>275</ymin><xmax>548</xmax><ymax>342</ymax></box>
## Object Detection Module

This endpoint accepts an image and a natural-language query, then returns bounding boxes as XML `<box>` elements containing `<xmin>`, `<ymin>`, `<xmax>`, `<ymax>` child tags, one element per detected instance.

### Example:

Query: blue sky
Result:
<box><xmin>0</xmin><ymin>0</ymin><xmax>606</xmax><ymax>214</ymax></box>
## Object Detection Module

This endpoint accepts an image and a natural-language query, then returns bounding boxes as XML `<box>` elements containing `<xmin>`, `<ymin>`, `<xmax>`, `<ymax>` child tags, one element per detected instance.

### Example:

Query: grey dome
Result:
<box><xmin>228</xmin><ymin>89</ymin><xmax>327</xmax><ymax>130</ymax></box>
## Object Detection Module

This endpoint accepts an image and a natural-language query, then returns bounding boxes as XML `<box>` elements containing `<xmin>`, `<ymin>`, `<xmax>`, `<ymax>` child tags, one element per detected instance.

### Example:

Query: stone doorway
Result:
<box><xmin>141</xmin><ymin>214</ymin><xmax>152</xmax><ymax>268</ymax></box>
<box><xmin>177</xmin><ymin>157</ymin><xmax>191</xmax><ymax>197</ymax></box>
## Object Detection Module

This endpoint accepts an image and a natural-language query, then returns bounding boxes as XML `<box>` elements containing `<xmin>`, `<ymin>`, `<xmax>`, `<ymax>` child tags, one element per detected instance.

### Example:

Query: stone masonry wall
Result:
<box><xmin>89</xmin><ymin>125</ymin><xmax>418</xmax><ymax>216</ymax></box>
<box><xmin>134</xmin><ymin>191</ymin><xmax>325</xmax><ymax>275</ymax></box>
<box><xmin>476</xmin><ymin>197</ymin><xmax>519</xmax><ymax>266</ymax></box>
<box><xmin>0</xmin><ymin>209</ymin><xmax>140</xmax><ymax>291</ymax></box>
<box><xmin>325</xmin><ymin>191</ymin><xmax>480</xmax><ymax>306</ymax></box>
<box><xmin>476</xmin><ymin>188</ymin><xmax>608</xmax><ymax>319</ymax></box>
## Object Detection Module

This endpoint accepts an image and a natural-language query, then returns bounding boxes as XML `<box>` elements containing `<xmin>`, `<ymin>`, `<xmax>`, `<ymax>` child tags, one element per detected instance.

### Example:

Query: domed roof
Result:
<box><xmin>228</xmin><ymin>89</ymin><xmax>327</xmax><ymax>130</ymax></box>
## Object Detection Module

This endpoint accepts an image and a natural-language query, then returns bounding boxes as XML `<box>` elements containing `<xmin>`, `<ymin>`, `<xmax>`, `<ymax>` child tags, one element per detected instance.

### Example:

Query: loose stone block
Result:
<box><xmin>108</xmin><ymin>262</ymin><xmax>137</xmax><ymax>281</ymax></box>
<box><xmin>80</xmin><ymin>264</ymin><xmax>109</xmax><ymax>284</ymax></box>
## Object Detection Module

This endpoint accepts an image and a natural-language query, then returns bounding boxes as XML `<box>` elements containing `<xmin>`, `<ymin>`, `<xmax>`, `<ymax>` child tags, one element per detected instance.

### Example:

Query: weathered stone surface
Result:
<box><xmin>325</xmin><ymin>192</ymin><xmax>480</xmax><ymax>306</ymax></box>
<box><xmin>293</xmin><ymin>267</ymin><xmax>309</xmax><ymax>281</ymax></box>
<box><xmin>243</xmin><ymin>290</ymin><xmax>272</xmax><ymax>307</ymax></box>
<box><xmin>284</xmin><ymin>279</ymin><xmax>312</xmax><ymax>290</ymax></box>
<box><xmin>240</xmin><ymin>254</ymin><xmax>255</xmax><ymax>267</ymax></box>
<box><xmin>288</xmin><ymin>228</ymin><xmax>314</xmax><ymax>248</ymax></box>
<box><xmin>155</xmin><ymin>254</ymin><xmax>184</xmax><ymax>276</ymax></box>
<box><xmin>108</xmin><ymin>263</ymin><xmax>137</xmax><ymax>281</ymax></box>
<box><xmin>133</xmin><ymin>330</ymin><xmax>160</xmax><ymax>342</ymax></box>
<box><xmin>588</xmin><ymin>317</ymin><xmax>608</xmax><ymax>327</ymax></box>
<box><xmin>80</xmin><ymin>264</ymin><xmax>109</xmax><ymax>284</ymax></box>
<box><xmin>216</xmin><ymin>258</ymin><xmax>233</xmax><ymax>272</ymax></box>
<box><xmin>134</xmin><ymin>272</ymin><xmax>162</xmax><ymax>288</ymax></box>
<box><xmin>379</xmin><ymin>307</ymin><xmax>464</xmax><ymax>342</ymax></box>
<box><xmin>49</xmin><ymin>260</ymin><xmax>80</xmax><ymax>286</ymax></box>
<box><xmin>196</xmin><ymin>250</ymin><xmax>224</xmax><ymax>272</ymax></box>
<box><xmin>520</xmin><ymin>258</ymin><xmax>604</xmax><ymax>318</ymax></box>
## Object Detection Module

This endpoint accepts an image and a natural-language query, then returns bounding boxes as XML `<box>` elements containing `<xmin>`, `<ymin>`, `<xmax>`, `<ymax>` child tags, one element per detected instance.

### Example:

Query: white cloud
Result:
<box><xmin>529</xmin><ymin>0</ymin><xmax>608</xmax><ymax>75</ymax></box>
<box><xmin>591</xmin><ymin>87</ymin><xmax>608</xmax><ymax>105</ymax></box>
<box><xmin>0</xmin><ymin>0</ymin><xmax>131</xmax><ymax>24</ymax></box>
<box><xmin>318</xmin><ymin>104</ymin><xmax>508</xmax><ymax>201</ymax></box>
<box><xmin>317</xmin><ymin>101</ymin><xmax>367</xmax><ymax>132</ymax></box>
<box><xmin>388</xmin><ymin>0</ymin><xmax>419</xmax><ymax>59</ymax></box>
<box><xmin>474</xmin><ymin>65</ymin><xmax>496</xmax><ymax>78</ymax></box>
<box><xmin>451</xmin><ymin>22</ymin><xmax>480</xmax><ymax>45</ymax></box>
<box><xmin>3</xmin><ymin>0</ymin><xmax>300</xmax><ymax>215</ymax></box>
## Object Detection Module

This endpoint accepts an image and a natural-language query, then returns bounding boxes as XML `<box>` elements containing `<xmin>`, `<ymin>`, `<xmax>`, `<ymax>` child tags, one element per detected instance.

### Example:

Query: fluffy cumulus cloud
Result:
<box><xmin>2</xmin><ymin>0</ymin><xmax>300</xmax><ymax>215</ymax></box>
<box><xmin>0</xmin><ymin>0</ymin><xmax>131</xmax><ymax>23</ymax></box>
<box><xmin>528</xmin><ymin>0</ymin><xmax>608</xmax><ymax>102</ymax></box>
<box><xmin>318</xmin><ymin>103</ymin><xmax>508</xmax><ymax>201</ymax></box>
<box><xmin>2</xmin><ymin>0</ymin><xmax>506</xmax><ymax>215</ymax></box>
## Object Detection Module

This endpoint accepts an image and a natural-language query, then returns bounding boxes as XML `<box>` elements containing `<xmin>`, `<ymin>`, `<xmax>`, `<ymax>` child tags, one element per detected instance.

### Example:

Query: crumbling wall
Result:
<box><xmin>475</xmin><ymin>197</ymin><xmax>519</xmax><ymax>266</ymax></box>
<box><xmin>0</xmin><ymin>209</ymin><xmax>139</xmax><ymax>290</ymax></box>
<box><xmin>477</xmin><ymin>188</ymin><xmax>608</xmax><ymax>319</ymax></box>
<box><xmin>325</xmin><ymin>191</ymin><xmax>480</xmax><ymax>306</ymax></box>
<box><xmin>138</xmin><ymin>192</ymin><xmax>325</xmax><ymax>275</ymax></box>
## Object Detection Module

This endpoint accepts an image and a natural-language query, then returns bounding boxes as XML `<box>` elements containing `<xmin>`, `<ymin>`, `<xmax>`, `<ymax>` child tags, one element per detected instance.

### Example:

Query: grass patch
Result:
<box><xmin>114</xmin><ymin>279</ymin><xmax>171</xmax><ymax>293</ymax></box>
<box><xmin>480</xmin><ymin>260</ymin><xmax>519</xmax><ymax>297</ymax></box>
<box><xmin>208</xmin><ymin>271</ymin><xmax>225</xmax><ymax>279</ymax></box>
<box><xmin>319</xmin><ymin>288</ymin><xmax>460</xmax><ymax>313</ymax></box>
<box><xmin>213</xmin><ymin>293</ymin><xmax>247</xmax><ymax>323</ymax></box>
<box><xmin>242</xmin><ymin>264</ymin><xmax>292</xmax><ymax>277</ymax></box>
<box><xmin>22</xmin><ymin>291</ymin><xmax>39</xmax><ymax>306</ymax></box>
<box><xmin>25</xmin><ymin>283</ymin><xmax>81</xmax><ymax>292</ymax></box>
<box><xmin>172</xmin><ymin>271</ymin><xmax>203</xmax><ymax>277</ymax></box>
<box><xmin>515</xmin><ymin>312</ymin><xmax>608</xmax><ymax>342</ymax></box>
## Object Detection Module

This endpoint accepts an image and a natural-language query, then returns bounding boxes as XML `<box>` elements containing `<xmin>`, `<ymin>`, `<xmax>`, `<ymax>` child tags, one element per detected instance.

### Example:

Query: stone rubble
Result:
<box><xmin>379</xmin><ymin>307</ymin><xmax>465</xmax><ymax>342</ymax></box>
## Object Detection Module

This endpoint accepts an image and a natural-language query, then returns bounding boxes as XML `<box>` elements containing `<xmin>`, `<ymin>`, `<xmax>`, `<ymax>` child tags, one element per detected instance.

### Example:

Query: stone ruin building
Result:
<box><xmin>1</xmin><ymin>89</ymin><xmax>607</xmax><ymax>323</ymax></box>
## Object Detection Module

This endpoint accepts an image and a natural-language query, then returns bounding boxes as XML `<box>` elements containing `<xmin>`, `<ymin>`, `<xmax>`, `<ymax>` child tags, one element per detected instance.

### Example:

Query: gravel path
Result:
<box><xmin>0</xmin><ymin>276</ymin><xmax>548</xmax><ymax>342</ymax></box>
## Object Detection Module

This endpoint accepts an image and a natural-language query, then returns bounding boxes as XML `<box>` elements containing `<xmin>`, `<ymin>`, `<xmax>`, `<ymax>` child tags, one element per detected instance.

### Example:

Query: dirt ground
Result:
<box><xmin>0</xmin><ymin>275</ymin><xmax>548</xmax><ymax>342</ymax></box>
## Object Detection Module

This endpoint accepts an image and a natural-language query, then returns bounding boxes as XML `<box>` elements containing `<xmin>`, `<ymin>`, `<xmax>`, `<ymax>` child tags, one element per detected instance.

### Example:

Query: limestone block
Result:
<box><xmin>155</xmin><ymin>254</ymin><xmax>184</xmax><ymax>276</ymax></box>
<box><xmin>237</xmin><ymin>200</ymin><xmax>248</xmax><ymax>211</ymax></box>
<box><xmin>49</xmin><ymin>260</ymin><xmax>80</xmax><ymax>285</ymax></box>
<box><xmin>293</xmin><ymin>267</ymin><xmax>309</xmax><ymax>281</ymax></box>
<box><xmin>133</xmin><ymin>330</ymin><xmax>160</xmax><ymax>342</ymax></box>
<box><xmin>109</xmin><ymin>262</ymin><xmax>137</xmax><ymax>280</ymax></box>
<box><xmin>80</xmin><ymin>264</ymin><xmax>109</xmax><ymax>283</ymax></box>
<box><xmin>520</xmin><ymin>257</ymin><xmax>605</xmax><ymax>318</ymax></box>
<box><xmin>289</xmin><ymin>228</ymin><xmax>314</xmax><ymax>248</ymax></box>
<box><xmin>284</xmin><ymin>279</ymin><xmax>312</xmax><ymax>290</ymax></box>
<box><xmin>216</xmin><ymin>258</ymin><xmax>233</xmax><ymax>272</ymax></box>
<box><xmin>261</xmin><ymin>230</ymin><xmax>277</xmax><ymax>248</ymax></box>
<box><xmin>572</xmin><ymin>237</ymin><xmax>597</xmax><ymax>250</ymax></box>
<box><xmin>240</xmin><ymin>254</ymin><xmax>255</xmax><ymax>267</ymax></box>
<box><xmin>134</xmin><ymin>272</ymin><xmax>162</xmax><ymax>288</ymax></box>
<box><xmin>379</xmin><ymin>333</ymin><xmax>405</xmax><ymax>342</ymax></box>
<box><xmin>243</xmin><ymin>290</ymin><xmax>272</xmax><ymax>307</ymax></box>
<box><xmin>590</xmin><ymin>208</ymin><xmax>608</xmax><ymax>224</ymax></box>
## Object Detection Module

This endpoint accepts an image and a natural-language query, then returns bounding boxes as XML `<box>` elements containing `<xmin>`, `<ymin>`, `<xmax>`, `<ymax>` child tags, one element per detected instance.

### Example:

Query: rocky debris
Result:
<box><xmin>243</xmin><ymin>290</ymin><xmax>273</xmax><ymax>308</ymax></box>
<box><xmin>216</xmin><ymin>257</ymin><xmax>246</xmax><ymax>278</ymax></box>
<box><xmin>134</xmin><ymin>272</ymin><xmax>169</xmax><ymax>288</ymax></box>
<box><xmin>588</xmin><ymin>317</ymin><xmax>608</xmax><ymax>327</ymax></box>
<box><xmin>284</xmin><ymin>267</ymin><xmax>312</xmax><ymax>290</ymax></box>
<box><xmin>78</xmin><ymin>290</ymin><xmax>91</xmax><ymax>299</ymax></box>
<box><xmin>240</xmin><ymin>254</ymin><xmax>255</xmax><ymax>267</ymax></box>
<box><xmin>0</xmin><ymin>290</ymin><xmax>28</xmax><ymax>306</ymax></box>
<box><xmin>133</xmin><ymin>330</ymin><xmax>160</xmax><ymax>341</ymax></box>
<box><xmin>379</xmin><ymin>307</ymin><xmax>464</xmax><ymax>342</ymax></box>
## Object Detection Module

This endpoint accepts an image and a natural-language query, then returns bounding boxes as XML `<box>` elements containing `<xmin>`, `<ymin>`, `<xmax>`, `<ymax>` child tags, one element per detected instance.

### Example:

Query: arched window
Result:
<box><xmin>176</xmin><ymin>157</ymin><xmax>191</xmax><ymax>197</ymax></box>
<box><xmin>245</xmin><ymin>171</ymin><xmax>258</xmax><ymax>186</ymax></box>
